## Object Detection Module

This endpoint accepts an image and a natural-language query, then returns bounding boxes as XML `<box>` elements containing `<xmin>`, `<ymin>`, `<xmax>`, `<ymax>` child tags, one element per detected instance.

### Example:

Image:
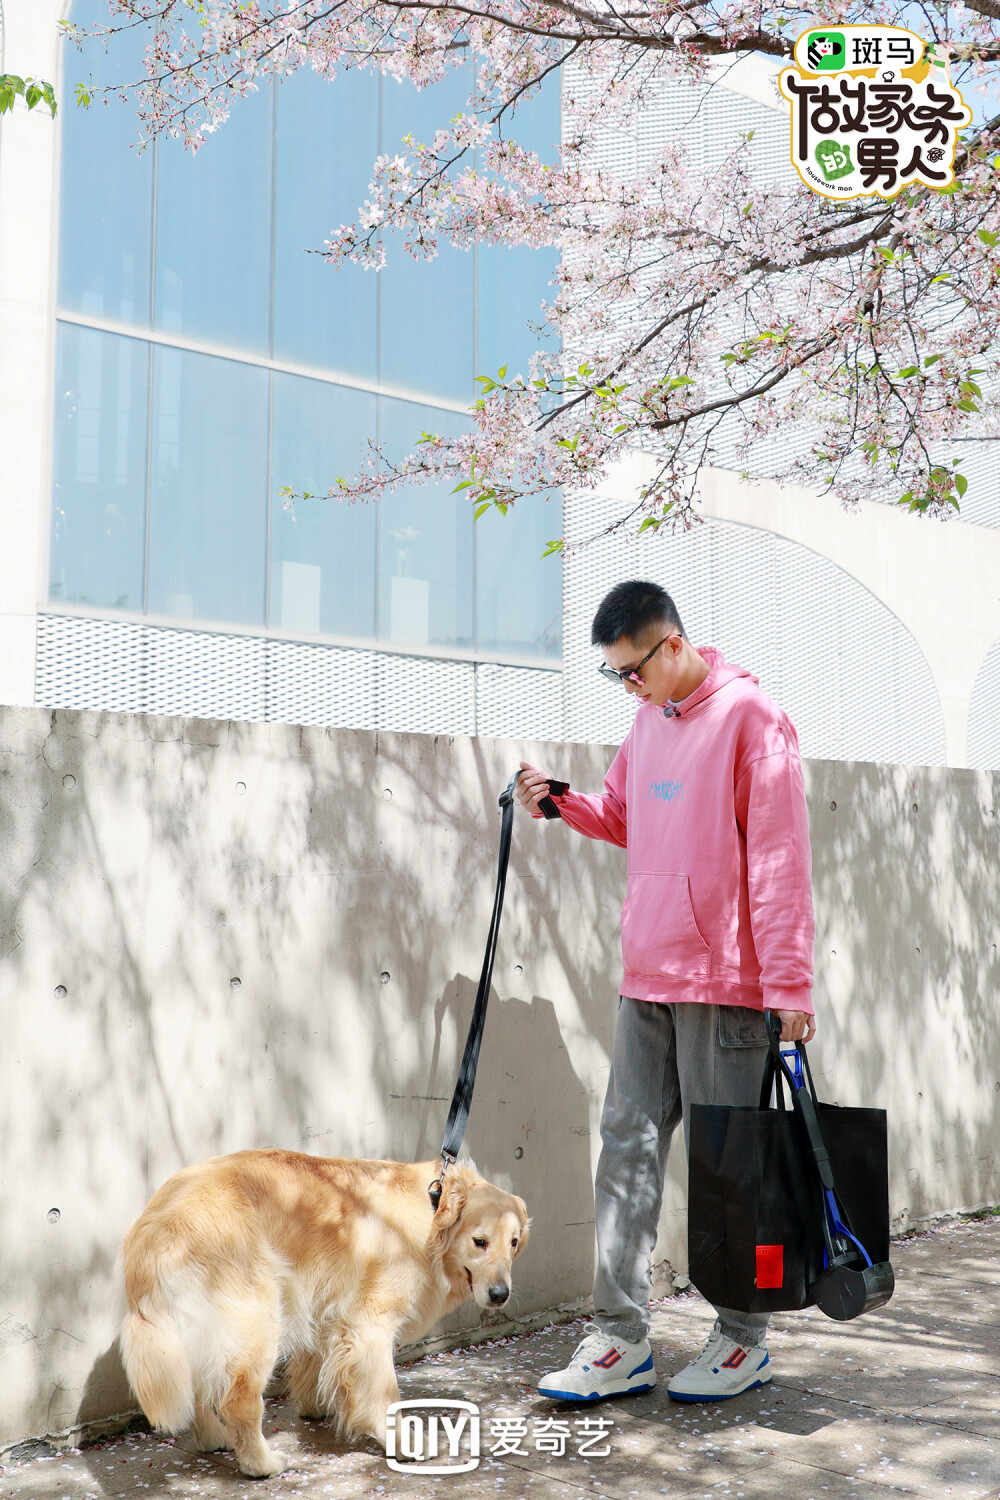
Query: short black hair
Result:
<box><xmin>591</xmin><ymin>580</ymin><xmax>685</xmax><ymax>648</ymax></box>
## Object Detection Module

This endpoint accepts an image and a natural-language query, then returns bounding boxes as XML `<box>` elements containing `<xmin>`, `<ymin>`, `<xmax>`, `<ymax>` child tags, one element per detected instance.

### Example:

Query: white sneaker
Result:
<box><xmin>537</xmin><ymin>1323</ymin><xmax>657</xmax><ymax>1402</ymax></box>
<box><xmin>666</xmin><ymin>1321</ymin><xmax>771</xmax><ymax>1403</ymax></box>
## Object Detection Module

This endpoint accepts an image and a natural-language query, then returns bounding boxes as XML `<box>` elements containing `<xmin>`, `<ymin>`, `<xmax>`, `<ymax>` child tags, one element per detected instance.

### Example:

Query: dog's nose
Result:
<box><xmin>488</xmin><ymin>1283</ymin><xmax>510</xmax><ymax>1306</ymax></box>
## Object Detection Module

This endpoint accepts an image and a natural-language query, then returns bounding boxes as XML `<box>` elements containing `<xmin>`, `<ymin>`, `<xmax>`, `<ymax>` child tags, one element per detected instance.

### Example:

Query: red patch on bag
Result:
<box><xmin>756</xmin><ymin>1244</ymin><xmax>784</xmax><ymax>1288</ymax></box>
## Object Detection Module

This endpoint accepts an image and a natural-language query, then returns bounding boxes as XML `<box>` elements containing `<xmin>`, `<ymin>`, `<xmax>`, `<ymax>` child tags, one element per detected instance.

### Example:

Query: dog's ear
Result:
<box><xmin>513</xmin><ymin>1198</ymin><xmax>531</xmax><ymax>1256</ymax></box>
<box><xmin>432</xmin><ymin>1173</ymin><xmax>468</xmax><ymax>1232</ymax></box>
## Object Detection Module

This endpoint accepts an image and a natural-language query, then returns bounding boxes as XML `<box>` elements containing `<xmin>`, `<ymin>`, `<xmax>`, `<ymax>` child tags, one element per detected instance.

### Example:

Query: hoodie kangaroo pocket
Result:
<box><xmin>621</xmin><ymin>872</ymin><xmax>711</xmax><ymax>978</ymax></box>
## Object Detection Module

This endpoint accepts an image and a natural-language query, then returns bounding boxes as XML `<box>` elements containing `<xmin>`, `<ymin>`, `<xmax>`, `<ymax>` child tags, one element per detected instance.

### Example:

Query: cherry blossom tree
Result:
<box><xmin>68</xmin><ymin>1</ymin><xmax>1000</xmax><ymax>544</ymax></box>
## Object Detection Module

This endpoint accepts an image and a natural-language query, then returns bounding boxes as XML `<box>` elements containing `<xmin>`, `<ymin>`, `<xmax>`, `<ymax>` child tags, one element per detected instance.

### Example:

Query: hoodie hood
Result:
<box><xmin>667</xmin><ymin>646</ymin><xmax>759</xmax><ymax>719</ymax></box>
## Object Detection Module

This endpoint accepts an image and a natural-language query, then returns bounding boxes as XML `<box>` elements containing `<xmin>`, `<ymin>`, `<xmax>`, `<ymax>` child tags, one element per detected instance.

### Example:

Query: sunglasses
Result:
<box><xmin>597</xmin><ymin>635</ymin><xmax>671</xmax><ymax>686</ymax></box>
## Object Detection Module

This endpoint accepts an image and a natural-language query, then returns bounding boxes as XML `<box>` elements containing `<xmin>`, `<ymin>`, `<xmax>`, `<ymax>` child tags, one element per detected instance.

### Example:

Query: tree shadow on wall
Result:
<box><xmin>806</xmin><ymin>758</ymin><xmax>1000</xmax><ymax>1218</ymax></box>
<box><xmin>0</xmin><ymin>709</ymin><xmax>626</xmax><ymax>1441</ymax></box>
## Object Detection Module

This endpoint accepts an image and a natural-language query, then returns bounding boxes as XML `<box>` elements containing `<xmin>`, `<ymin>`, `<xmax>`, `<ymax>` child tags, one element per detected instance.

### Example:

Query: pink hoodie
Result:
<box><xmin>538</xmin><ymin>647</ymin><xmax>814</xmax><ymax>1013</ymax></box>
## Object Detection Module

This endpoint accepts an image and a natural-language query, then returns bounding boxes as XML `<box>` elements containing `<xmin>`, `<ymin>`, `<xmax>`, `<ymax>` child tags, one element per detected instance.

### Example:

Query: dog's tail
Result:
<box><xmin>119</xmin><ymin>1255</ymin><xmax>195</xmax><ymax>1434</ymax></box>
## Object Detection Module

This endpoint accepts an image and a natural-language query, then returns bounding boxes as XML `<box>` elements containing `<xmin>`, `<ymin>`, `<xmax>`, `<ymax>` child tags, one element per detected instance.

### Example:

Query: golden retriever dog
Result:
<box><xmin>119</xmin><ymin>1150</ymin><xmax>528</xmax><ymax>1477</ymax></box>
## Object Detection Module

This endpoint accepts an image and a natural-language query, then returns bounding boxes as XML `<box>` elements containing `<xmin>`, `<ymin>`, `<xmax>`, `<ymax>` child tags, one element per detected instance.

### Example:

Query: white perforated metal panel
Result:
<box><xmin>146</xmin><ymin>628</ymin><xmax>268</xmax><ymax>721</ymax></box>
<box><xmin>35</xmin><ymin>614</ymin><xmax>149</xmax><ymax>714</ymax></box>
<box><xmin>265</xmin><ymin>640</ymin><xmax>378</xmax><ymax>730</ymax></box>
<box><xmin>36</xmin><ymin>614</ymin><xmax>562</xmax><ymax>743</ymax></box>
<box><xmin>375</xmin><ymin>656</ymin><xmax>476</xmax><ymax>737</ymax></box>
<box><xmin>968</xmin><ymin>640</ymin><xmax>1000</xmax><ymax>768</ymax></box>
<box><xmin>476</xmin><ymin>664</ymin><xmax>564</xmax><ymax>741</ymax></box>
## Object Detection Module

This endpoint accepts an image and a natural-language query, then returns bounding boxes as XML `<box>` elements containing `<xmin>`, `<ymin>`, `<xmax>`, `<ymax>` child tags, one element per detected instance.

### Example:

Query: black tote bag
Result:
<box><xmin>687</xmin><ymin>1018</ymin><xmax>891</xmax><ymax>1316</ymax></box>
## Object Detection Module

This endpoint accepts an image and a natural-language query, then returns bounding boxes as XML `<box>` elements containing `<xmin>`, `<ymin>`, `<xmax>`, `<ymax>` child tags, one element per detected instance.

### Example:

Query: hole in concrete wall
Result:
<box><xmin>380</xmin><ymin>972</ymin><xmax>390</xmax><ymax>985</ymax></box>
<box><xmin>382</xmin><ymin>788</ymin><xmax>393</xmax><ymax>800</ymax></box>
<box><xmin>47</xmin><ymin>1209</ymin><xmax>60</xmax><ymax>1224</ymax></box>
<box><xmin>62</xmin><ymin>774</ymin><xmax>76</xmax><ymax>790</ymax></box>
<box><xmin>230</xmin><ymin>977</ymin><xmax>242</xmax><ymax>990</ymax></box>
<box><xmin>514</xmin><ymin>964</ymin><xmax>523</xmax><ymax>976</ymax></box>
<box><xmin>514</xmin><ymin>1147</ymin><xmax>523</xmax><ymax>1159</ymax></box>
<box><xmin>829</xmin><ymin>800</ymin><xmax>837</xmax><ymax>811</ymax></box>
<box><xmin>236</xmin><ymin>782</ymin><xmax>247</xmax><ymax>795</ymax></box>
<box><xmin>54</xmin><ymin>985</ymin><xmax>67</xmax><ymax>999</ymax></box>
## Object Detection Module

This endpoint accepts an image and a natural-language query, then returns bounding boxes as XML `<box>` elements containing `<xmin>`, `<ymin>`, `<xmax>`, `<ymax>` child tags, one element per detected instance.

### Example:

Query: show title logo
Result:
<box><xmin>778</xmin><ymin>27</ymin><xmax>971</xmax><ymax>200</ymax></box>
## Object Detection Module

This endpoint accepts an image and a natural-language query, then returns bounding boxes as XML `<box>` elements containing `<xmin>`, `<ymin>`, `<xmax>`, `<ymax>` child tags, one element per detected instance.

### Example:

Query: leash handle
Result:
<box><xmin>437</xmin><ymin>769</ymin><xmax>521</xmax><ymax>1168</ymax></box>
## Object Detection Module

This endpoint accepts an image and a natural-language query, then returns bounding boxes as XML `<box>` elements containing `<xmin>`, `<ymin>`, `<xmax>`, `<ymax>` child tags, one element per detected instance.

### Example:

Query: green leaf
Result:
<box><xmin>452</xmin><ymin>480</ymin><xmax>474</xmax><ymax>492</ymax></box>
<box><xmin>497</xmin><ymin>365</ymin><xmax>507</xmax><ymax>380</ymax></box>
<box><xmin>955</xmin><ymin>473</ymin><xmax>969</xmax><ymax>497</ymax></box>
<box><xmin>924</xmin><ymin>354</ymin><xmax>941</xmax><ymax>367</ymax></box>
<box><xmin>473</xmin><ymin>503</ymin><xmax>491</xmax><ymax>520</ymax></box>
<box><xmin>896</xmin><ymin>366</ymin><xmax>919</xmax><ymax>379</ymax></box>
<box><xmin>930</xmin><ymin>273</ymin><xmax>951</xmax><ymax>283</ymax></box>
<box><xmin>541</xmin><ymin>538</ymin><xmax>564</xmax><ymax>558</ymax></box>
<box><xmin>957</xmin><ymin>399</ymin><xmax>980</xmax><ymax>413</ymax></box>
<box><xmin>638</xmin><ymin>516</ymin><xmax>659</xmax><ymax>534</ymax></box>
<box><xmin>0</xmin><ymin>74</ymin><xmax>23</xmax><ymax>115</ymax></box>
<box><xmin>979</xmin><ymin>229</ymin><xmax>999</xmax><ymax>248</ymax></box>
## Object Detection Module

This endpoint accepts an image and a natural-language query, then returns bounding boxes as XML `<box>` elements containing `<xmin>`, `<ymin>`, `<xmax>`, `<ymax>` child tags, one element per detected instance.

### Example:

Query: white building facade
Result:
<box><xmin>2</xmin><ymin>0</ymin><xmax>1000</xmax><ymax>766</ymax></box>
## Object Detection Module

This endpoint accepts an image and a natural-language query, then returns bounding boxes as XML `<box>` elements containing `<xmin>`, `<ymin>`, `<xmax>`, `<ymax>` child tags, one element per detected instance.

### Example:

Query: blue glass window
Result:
<box><xmin>50</xmin><ymin>323</ymin><xmax>149</xmax><ymax>610</ymax></box>
<box><xmin>477</xmin><ymin>76</ymin><xmax>561</xmax><ymax>384</ymax></box>
<box><xmin>155</xmin><ymin>88</ymin><xmax>273</xmax><ymax>352</ymax></box>
<box><xmin>476</xmin><ymin>495</ymin><xmax>562</xmax><ymax>658</ymax></box>
<box><xmin>270</xmin><ymin>373</ymin><xmax>378</xmax><ymax>637</ymax></box>
<box><xmin>53</xmin><ymin>36</ymin><xmax>563</xmax><ymax>665</ymax></box>
<box><xmin>379</xmin><ymin>72</ymin><xmax>475</xmax><ymax>402</ymax></box>
<box><xmin>147</xmin><ymin>348</ymin><xmax>269</xmax><ymax>624</ymax></box>
<box><xmin>378</xmin><ymin>397</ymin><xmax>473</xmax><ymax>648</ymax></box>
<box><xmin>59</xmin><ymin>0</ymin><xmax>153</xmax><ymax>323</ymax></box>
<box><xmin>274</xmin><ymin>68</ymin><xmax>379</xmax><ymax>380</ymax></box>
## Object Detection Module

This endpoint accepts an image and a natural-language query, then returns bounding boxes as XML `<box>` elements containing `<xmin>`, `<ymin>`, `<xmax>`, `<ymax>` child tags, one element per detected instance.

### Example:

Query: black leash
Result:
<box><xmin>428</xmin><ymin>768</ymin><xmax>566</xmax><ymax>1211</ymax></box>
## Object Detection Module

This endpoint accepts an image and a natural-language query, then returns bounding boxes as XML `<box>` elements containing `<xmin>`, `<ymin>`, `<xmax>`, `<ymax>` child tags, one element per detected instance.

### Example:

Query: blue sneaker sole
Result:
<box><xmin>667</xmin><ymin>1376</ymin><xmax>770</xmax><ymax>1404</ymax></box>
<box><xmin>537</xmin><ymin>1381</ymin><xmax>657</xmax><ymax>1403</ymax></box>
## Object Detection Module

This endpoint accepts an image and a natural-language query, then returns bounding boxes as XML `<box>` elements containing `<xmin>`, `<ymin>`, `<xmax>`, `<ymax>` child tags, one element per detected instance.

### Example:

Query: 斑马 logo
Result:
<box><xmin>807</xmin><ymin>32</ymin><xmax>845</xmax><ymax>71</ymax></box>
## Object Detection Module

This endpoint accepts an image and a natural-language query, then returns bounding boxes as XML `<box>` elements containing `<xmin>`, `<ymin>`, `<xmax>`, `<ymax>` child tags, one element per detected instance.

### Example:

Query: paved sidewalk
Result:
<box><xmin>2</xmin><ymin>1218</ymin><xmax>999</xmax><ymax>1500</ymax></box>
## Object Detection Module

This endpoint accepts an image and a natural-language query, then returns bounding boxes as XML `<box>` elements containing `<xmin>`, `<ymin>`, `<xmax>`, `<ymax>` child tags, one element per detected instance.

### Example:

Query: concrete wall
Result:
<box><xmin>2</xmin><ymin>707</ymin><xmax>1000</xmax><ymax>1447</ymax></box>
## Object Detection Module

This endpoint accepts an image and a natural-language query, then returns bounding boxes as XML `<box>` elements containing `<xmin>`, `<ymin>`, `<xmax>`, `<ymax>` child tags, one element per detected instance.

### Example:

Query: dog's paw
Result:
<box><xmin>238</xmin><ymin>1444</ymin><xmax>294</xmax><ymax>1479</ymax></box>
<box><xmin>295</xmin><ymin>1406</ymin><xmax>327</xmax><ymax>1423</ymax></box>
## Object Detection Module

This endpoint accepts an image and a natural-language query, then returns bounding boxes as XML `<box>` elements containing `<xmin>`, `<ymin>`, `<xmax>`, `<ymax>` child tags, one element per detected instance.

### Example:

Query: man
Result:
<box><xmin>517</xmin><ymin>580</ymin><xmax>815</xmax><ymax>1403</ymax></box>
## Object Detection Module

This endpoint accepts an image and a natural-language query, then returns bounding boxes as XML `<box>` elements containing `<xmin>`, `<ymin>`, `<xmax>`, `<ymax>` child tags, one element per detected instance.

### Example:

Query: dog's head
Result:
<box><xmin>431</xmin><ymin>1160</ymin><xmax>530</xmax><ymax>1311</ymax></box>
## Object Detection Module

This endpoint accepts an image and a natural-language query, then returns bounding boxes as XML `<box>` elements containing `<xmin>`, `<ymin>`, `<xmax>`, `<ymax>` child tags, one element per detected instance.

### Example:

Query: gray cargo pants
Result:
<box><xmin>593</xmin><ymin>996</ymin><xmax>771</xmax><ymax>1349</ymax></box>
